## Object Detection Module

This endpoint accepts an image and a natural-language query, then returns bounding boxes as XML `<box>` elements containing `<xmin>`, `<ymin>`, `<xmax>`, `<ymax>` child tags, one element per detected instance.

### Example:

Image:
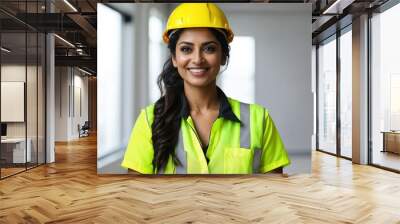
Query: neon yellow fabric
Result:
<box><xmin>162</xmin><ymin>3</ymin><xmax>234</xmax><ymax>43</ymax></box>
<box><xmin>259</xmin><ymin>109</ymin><xmax>291</xmax><ymax>173</ymax></box>
<box><xmin>121</xmin><ymin>98</ymin><xmax>290</xmax><ymax>174</ymax></box>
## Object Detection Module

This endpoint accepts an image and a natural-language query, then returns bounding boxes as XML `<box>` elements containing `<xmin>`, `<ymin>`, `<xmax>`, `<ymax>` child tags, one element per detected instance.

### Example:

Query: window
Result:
<box><xmin>218</xmin><ymin>36</ymin><xmax>255</xmax><ymax>104</ymax></box>
<box><xmin>148</xmin><ymin>9</ymin><xmax>165</xmax><ymax>104</ymax></box>
<box><xmin>371</xmin><ymin>3</ymin><xmax>400</xmax><ymax>171</ymax></box>
<box><xmin>339</xmin><ymin>28</ymin><xmax>352</xmax><ymax>158</ymax></box>
<box><xmin>317</xmin><ymin>36</ymin><xmax>337</xmax><ymax>155</ymax></box>
<box><xmin>390</xmin><ymin>74</ymin><xmax>400</xmax><ymax>130</ymax></box>
<box><xmin>0</xmin><ymin>1</ymin><xmax>46</xmax><ymax>179</ymax></box>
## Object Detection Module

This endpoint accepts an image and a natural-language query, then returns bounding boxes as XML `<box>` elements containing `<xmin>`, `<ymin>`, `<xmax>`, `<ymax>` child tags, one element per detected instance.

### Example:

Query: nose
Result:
<box><xmin>192</xmin><ymin>49</ymin><xmax>205</xmax><ymax>64</ymax></box>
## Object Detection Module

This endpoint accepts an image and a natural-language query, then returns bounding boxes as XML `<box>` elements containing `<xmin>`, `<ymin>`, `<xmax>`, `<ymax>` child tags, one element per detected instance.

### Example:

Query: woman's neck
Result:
<box><xmin>183</xmin><ymin>84</ymin><xmax>219</xmax><ymax>113</ymax></box>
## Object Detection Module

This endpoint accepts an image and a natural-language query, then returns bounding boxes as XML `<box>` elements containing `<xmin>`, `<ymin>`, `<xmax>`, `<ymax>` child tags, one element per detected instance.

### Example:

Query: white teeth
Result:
<box><xmin>189</xmin><ymin>68</ymin><xmax>207</xmax><ymax>72</ymax></box>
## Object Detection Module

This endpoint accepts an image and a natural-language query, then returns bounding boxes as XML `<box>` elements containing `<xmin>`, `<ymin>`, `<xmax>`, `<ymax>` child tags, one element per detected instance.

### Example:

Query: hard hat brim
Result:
<box><xmin>162</xmin><ymin>27</ymin><xmax>234</xmax><ymax>44</ymax></box>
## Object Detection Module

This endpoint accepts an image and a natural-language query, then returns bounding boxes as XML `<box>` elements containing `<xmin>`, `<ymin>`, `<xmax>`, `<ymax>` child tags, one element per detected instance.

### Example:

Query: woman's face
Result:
<box><xmin>172</xmin><ymin>28</ymin><xmax>225</xmax><ymax>88</ymax></box>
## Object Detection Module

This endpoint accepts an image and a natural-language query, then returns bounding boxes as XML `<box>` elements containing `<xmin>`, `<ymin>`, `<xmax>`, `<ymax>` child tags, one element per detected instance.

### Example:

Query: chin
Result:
<box><xmin>185</xmin><ymin>79</ymin><xmax>215</xmax><ymax>88</ymax></box>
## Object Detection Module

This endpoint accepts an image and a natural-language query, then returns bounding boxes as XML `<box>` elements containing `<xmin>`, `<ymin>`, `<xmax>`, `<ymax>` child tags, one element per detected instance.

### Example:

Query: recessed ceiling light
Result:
<box><xmin>78</xmin><ymin>67</ymin><xmax>92</xmax><ymax>76</ymax></box>
<box><xmin>63</xmin><ymin>0</ymin><xmax>78</xmax><ymax>12</ymax></box>
<box><xmin>54</xmin><ymin>34</ymin><xmax>75</xmax><ymax>48</ymax></box>
<box><xmin>1</xmin><ymin>47</ymin><xmax>11</xmax><ymax>53</ymax></box>
<box><xmin>322</xmin><ymin>0</ymin><xmax>353</xmax><ymax>15</ymax></box>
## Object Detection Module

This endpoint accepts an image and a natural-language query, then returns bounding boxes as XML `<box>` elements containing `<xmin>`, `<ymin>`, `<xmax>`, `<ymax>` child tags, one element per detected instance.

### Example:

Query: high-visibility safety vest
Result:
<box><xmin>121</xmin><ymin>97</ymin><xmax>290</xmax><ymax>174</ymax></box>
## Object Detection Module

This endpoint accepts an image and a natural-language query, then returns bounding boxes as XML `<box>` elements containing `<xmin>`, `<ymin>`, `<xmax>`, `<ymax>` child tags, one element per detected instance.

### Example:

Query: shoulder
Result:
<box><xmin>227</xmin><ymin>97</ymin><xmax>270</xmax><ymax>117</ymax></box>
<box><xmin>143</xmin><ymin>103</ymin><xmax>155</xmax><ymax>115</ymax></box>
<box><xmin>135</xmin><ymin>104</ymin><xmax>155</xmax><ymax>127</ymax></box>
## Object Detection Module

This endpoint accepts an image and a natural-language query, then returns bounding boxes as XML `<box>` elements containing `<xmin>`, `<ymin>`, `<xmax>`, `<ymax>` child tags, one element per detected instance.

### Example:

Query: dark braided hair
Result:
<box><xmin>152</xmin><ymin>28</ymin><xmax>230</xmax><ymax>173</ymax></box>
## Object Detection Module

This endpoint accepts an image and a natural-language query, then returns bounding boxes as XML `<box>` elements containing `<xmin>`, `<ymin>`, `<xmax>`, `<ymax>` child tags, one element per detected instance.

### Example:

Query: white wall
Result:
<box><xmin>55</xmin><ymin>66</ymin><xmax>68</xmax><ymax>141</ymax></box>
<box><xmin>1</xmin><ymin>66</ymin><xmax>27</xmax><ymax>137</ymax></box>
<box><xmin>54</xmin><ymin>67</ymin><xmax>89</xmax><ymax>141</ymax></box>
<box><xmin>1</xmin><ymin>65</ymin><xmax>40</xmax><ymax>137</ymax></box>
<box><xmin>1</xmin><ymin>63</ymin><xmax>47</xmax><ymax>164</ymax></box>
<box><xmin>73</xmin><ymin>72</ymin><xmax>89</xmax><ymax>137</ymax></box>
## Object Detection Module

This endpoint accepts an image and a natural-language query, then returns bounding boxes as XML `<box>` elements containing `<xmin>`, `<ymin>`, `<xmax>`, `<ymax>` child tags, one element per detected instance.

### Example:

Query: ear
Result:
<box><xmin>172</xmin><ymin>56</ymin><xmax>177</xmax><ymax>68</ymax></box>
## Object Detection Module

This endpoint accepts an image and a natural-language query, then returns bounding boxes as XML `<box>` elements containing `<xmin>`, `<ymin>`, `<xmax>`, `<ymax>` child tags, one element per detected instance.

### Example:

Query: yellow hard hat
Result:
<box><xmin>162</xmin><ymin>3</ymin><xmax>234</xmax><ymax>44</ymax></box>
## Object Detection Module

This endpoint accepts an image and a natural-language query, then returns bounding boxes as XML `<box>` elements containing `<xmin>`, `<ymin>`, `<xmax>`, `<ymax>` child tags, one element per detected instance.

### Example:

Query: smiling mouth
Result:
<box><xmin>188</xmin><ymin>67</ymin><xmax>209</xmax><ymax>76</ymax></box>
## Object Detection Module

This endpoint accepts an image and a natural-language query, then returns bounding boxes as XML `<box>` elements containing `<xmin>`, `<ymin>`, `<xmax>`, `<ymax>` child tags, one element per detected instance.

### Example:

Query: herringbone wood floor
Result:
<box><xmin>1</xmin><ymin>134</ymin><xmax>400</xmax><ymax>224</ymax></box>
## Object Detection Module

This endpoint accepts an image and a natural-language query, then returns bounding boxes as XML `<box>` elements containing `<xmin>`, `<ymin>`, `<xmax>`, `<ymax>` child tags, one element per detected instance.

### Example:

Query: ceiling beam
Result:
<box><xmin>322</xmin><ymin>0</ymin><xmax>356</xmax><ymax>14</ymax></box>
<box><xmin>55</xmin><ymin>55</ymin><xmax>96</xmax><ymax>69</ymax></box>
<box><xmin>67</xmin><ymin>13</ymin><xmax>97</xmax><ymax>39</ymax></box>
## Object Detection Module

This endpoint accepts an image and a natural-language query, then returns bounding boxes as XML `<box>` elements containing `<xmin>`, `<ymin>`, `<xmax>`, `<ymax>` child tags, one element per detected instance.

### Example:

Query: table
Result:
<box><xmin>381</xmin><ymin>131</ymin><xmax>400</xmax><ymax>154</ymax></box>
<box><xmin>1</xmin><ymin>138</ymin><xmax>31</xmax><ymax>163</ymax></box>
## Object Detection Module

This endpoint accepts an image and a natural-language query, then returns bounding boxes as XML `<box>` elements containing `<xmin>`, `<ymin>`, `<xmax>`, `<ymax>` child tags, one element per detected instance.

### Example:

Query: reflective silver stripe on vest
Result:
<box><xmin>252</xmin><ymin>109</ymin><xmax>266</xmax><ymax>173</ymax></box>
<box><xmin>240</xmin><ymin>102</ymin><xmax>262</xmax><ymax>173</ymax></box>
<box><xmin>253</xmin><ymin>149</ymin><xmax>262</xmax><ymax>173</ymax></box>
<box><xmin>175</xmin><ymin>129</ymin><xmax>187</xmax><ymax>174</ymax></box>
<box><xmin>240</xmin><ymin>103</ymin><xmax>251</xmax><ymax>148</ymax></box>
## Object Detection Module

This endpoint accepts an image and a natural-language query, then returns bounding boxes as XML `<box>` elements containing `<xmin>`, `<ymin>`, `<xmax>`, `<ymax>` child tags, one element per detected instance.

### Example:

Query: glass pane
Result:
<box><xmin>318</xmin><ymin>36</ymin><xmax>337</xmax><ymax>154</ymax></box>
<box><xmin>340</xmin><ymin>29</ymin><xmax>352</xmax><ymax>158</ymax></box>
<box><xmin>38</xmin><ymin>33</ymin><xmax>45</xmax><ymax>164</ymax></box>
<box><xmin>27</xmin><ymin>31</ymin><xmax>38</xmax><ymax>169</ymax></box>
<box><xmin>1</xmin><ymin>31</ymin><xmax>27</xmax><ymax>177</ymax></box>
<box><xmin>371</xmin><ymin>3</ymin><xmax>400</xmax><ymax>171</ymax></box>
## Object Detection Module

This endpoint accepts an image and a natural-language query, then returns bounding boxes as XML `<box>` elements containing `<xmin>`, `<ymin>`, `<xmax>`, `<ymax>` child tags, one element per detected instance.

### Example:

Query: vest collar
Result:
<box><xmin>179</xmin><ymin>86</ymin><xmax>241</xmax><ymax>123</ymax></box>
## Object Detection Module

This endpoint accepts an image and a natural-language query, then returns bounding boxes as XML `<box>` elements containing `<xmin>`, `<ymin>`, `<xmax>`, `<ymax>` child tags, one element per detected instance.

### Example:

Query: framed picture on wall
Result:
<box><xmin>1</xmin><ymin>81</ymin><xmax>25</xmax><ymax>122</ymax></box>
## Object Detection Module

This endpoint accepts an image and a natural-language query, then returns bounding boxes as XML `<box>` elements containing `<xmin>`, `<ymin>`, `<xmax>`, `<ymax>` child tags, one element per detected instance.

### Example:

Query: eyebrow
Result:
<box><xmin>177</xmin><ymin>41</ymin><xmax>218</xmax><ymax>46</ymax></box>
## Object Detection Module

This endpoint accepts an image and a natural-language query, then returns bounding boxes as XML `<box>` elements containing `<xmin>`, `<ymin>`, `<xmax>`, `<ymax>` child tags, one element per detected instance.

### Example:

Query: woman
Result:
<box><xmin>121</xmin><ymin>3</ymin><xmax>290</xmax><ymax>174</ymax></box>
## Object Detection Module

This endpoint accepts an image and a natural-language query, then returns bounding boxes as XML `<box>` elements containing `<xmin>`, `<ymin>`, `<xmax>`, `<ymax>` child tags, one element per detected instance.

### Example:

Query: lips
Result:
<box><xmin>188</xmin><ymin>67</ymin><xmax>209</xmax><ymax>77</ymax></box>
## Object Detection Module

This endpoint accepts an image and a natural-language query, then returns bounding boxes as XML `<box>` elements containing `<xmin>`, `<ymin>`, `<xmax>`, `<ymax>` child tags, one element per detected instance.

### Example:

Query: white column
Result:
<box><xmin>46</xmin><ymin>33</ymin><xmax>55</xmax><ymax>163</ymax></box>
<box><xmin>352</xmin><ymin>14</ymin><xmax>369</xmax><ymax>164</ymax></box>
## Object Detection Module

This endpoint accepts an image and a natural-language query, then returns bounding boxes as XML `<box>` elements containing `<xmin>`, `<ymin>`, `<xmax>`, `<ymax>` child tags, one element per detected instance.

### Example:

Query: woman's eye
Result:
<box><xmin>180</xmin><ymin>46</ymin><xmax>192</xmax><ymax>53</ymax></box>
<box><xmin>204</xmin><ymin>46</ymin><xmax>216</xmax><ymax>53</ymax></box>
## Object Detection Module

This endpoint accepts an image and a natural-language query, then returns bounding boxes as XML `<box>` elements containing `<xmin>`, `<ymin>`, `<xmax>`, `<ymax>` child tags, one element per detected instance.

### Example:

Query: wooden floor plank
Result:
<box><xmin>0</xmin><ymin>134</ymin><xmax>400</xmax><ymax>223</ymax></box>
